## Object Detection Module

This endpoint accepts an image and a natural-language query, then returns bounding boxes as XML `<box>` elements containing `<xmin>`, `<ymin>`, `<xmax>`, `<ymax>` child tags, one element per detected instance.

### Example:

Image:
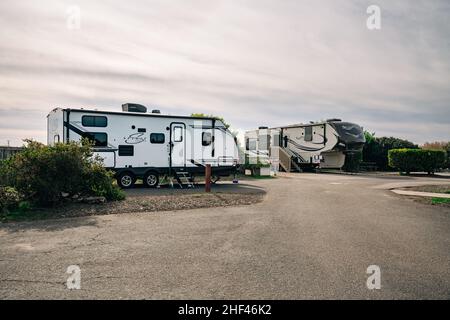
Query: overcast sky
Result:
<box><xmin>0</xmin><ymin>0</ymin><xmax>449</xmax><ymax>146</ymax></box>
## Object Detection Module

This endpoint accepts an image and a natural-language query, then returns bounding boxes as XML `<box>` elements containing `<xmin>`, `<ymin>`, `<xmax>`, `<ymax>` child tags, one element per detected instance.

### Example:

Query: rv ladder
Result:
<box><xmin>175</xmin><ymin>172</ymin><xmax>194</xmax><ymax>188</ymax></box>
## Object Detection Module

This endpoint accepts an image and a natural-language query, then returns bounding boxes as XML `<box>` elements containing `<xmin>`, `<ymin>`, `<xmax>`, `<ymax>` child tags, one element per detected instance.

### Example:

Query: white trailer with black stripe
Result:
<box><xmin>47</xmin><ymin>104</ymin><xmax>239</xmax><ymax>188</ymax></box>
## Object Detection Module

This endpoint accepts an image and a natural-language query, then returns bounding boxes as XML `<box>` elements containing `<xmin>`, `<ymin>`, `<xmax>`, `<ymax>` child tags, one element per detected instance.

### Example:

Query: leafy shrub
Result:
<box><xmin>388</xmin><ymin>149</ymin><xmax>446</xmax><ymax>174</ymax></box>
<box><xmin>420</xmin><ymin>150</ymin><xmax>447</xmax><ymax>174</ymax></box>
<box><xmin>18</xmin><ymin>201</ymin><xmax>32</xmax><ymax>212</ymax></box>
<box><xmin>0</xmin><ymin>140</ymin><xmax>125</xmax><ymax>206</ymax></box>
<box><xmin>343</xmin><ymin>151</ymin><xmax>363</xmax><ymax>172</ymax></box>
<box><xmin>363</xmin><ymin>132</ymin><xmax>419</xmax><ymax>171</ymax></box>
<box><xmin>85</xmin><ymin>161</ymin><xmax>125</xmax><ymax>200</ymax></box>
<box><xmin>422</xmin><ymin>141</ymin><xmax>450</xmax><ymax>169</ymax></box>
<box><xmin>243</xmin><ymin>161</ymin><xmax>271</xmax><ymax>170</ymax></box>
<box><xmin>0</xmin><ymin>186</ymin><xmax>21</xmax><ymax>212</ymax></box>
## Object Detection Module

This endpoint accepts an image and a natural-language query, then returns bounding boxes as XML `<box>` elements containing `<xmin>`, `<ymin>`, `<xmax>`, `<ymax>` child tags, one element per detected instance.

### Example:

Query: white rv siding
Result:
<box><xmin>281</xmin><ymin>123</ymin><xmax>339</xmax><ymax>163</ymax></box>
<box><xmin>47</xmin><ymin>108</ymin><xmax>239</xmax><ymax>173</ymax></box>
<box><xmin>47</xmin><ymin>108</ymin><xmax>64</xmax><ymax>145</ymax></box>
<box><xmin>245</xmin><ymin>123</ymin><xmax>344</xmax><ymax>169</ymax></box>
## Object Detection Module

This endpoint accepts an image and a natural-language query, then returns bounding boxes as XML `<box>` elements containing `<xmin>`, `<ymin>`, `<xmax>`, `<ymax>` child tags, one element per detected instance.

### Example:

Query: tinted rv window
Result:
<box><xmin>150</xmin><ymin>133</ymin><xmax>165</xmax><ymax>144</ymax></box>
<box><xmin>86</xmin><ymin>133</ymin><xmax>107</xmax><ymax>147</ymax></box>
<box><xmin>173</xmin><ymin>126</ymin><xmax>183</xmax><ymax>142</ymax></box>
<box><xmin>304</xmin><ymin>126</ymin><xmax>313</xmax><ymax>142</ymax></box>
<box><xmin>202</xmin><ymin>132</ymin><xmax>212</xmax><ymax>146</ymax></box>
<box><xmin>82</xmin><ymin>116</ymin><xmax>107</xmax><ymax>127</ymax></box>
<box><xmin>118</xmin><ymin>145</ymin><xmax>134</xmax><ymax>156</ymax></box>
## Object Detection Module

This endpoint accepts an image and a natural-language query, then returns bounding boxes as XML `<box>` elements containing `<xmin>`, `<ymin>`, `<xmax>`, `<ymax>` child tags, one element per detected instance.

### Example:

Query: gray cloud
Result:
<box><xmin>0</xmin><ymin>0</ymin><xmax>449</xmax><ymax>146</ymax></box>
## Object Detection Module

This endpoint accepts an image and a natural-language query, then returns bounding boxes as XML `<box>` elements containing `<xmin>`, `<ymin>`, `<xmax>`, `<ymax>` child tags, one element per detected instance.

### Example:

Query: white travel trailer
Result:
<box><xmin>245</xmin><ymin>119</ymin><xmax>365</xmax><ymax>172</ymax></box>
<box><xmin>47</xmin><ymin>104</ymin><xmax>239</xmax><ymax>188</ymax></box>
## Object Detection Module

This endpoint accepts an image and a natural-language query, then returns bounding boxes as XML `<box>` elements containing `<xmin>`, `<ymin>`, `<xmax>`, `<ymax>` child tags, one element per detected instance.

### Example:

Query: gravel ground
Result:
<box><xmin>2</xmin><ymin>192</ymin><xmax>265</xmax><ymax>222</ymax></box>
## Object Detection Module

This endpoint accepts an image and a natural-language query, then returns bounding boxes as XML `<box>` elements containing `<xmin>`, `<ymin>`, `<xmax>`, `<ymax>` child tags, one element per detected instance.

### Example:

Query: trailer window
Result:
<box><xmin>86</xmin><ymin>133</ymin><xmax>107</xmax><ymax>147</ymax></box>
<box><xmin>304</xmin><ymin>126</ymin><xmax>313</xmax><ymax>142</ymax></box>
<box><xmin>272</xmin><ymin>134</ymin><xmax>280</xmax><ymax>147</ymax></box>
<box><xmin>173</xmin><ymin>126</ymin><xmax>183</xmax><ymax>142</ymax></box>
<box><xmin>202</xmin><ymin>132</ymin><xmax>212</xmax><ymax>146</ymax></box>
<box><xmin>246</xmin><ymin>138</ymin><xmax>257</xmax><ymax>151</ymax></box>
<box><xmin>82</xmin><ymin>115</ymin><xmax>107</xmax><ymax>127</ymax></box>
<box><xmin>118</xmin><ymin>145</ymin><xmax>134</xmax><ymax>156</ymax></box>
<box><xmin>258</xmin><ymin>134</ymin><xmax>269</xmax><ymax>150</ymax></box>
<box><xmin>150</xmin><ymin>133</ymin><xmax>165</xmax><ymax>144</ymax></box>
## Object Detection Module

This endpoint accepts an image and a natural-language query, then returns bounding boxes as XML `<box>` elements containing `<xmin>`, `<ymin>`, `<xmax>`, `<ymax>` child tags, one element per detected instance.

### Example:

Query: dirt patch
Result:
<box><xmin>405</xmin><ymin>184</ymin><xmax>450</xmax><ymax>194</ymax></box>
<box><xmin>1</xmin><ymin>192</ymin><xmax>265</xmax><ymax>222</ymax></box>
<box><xmin>399</xmin><ymin>184</ymin><xmax>450</xmax><ymax>208</ymax></box>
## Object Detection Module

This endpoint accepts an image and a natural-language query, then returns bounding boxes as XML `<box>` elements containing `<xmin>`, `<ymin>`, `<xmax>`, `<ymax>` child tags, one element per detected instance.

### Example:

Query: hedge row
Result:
<box><xmin>388</xmin><ymin>148</ymin><xmax>447</xmax><ymax>174</ymax></box>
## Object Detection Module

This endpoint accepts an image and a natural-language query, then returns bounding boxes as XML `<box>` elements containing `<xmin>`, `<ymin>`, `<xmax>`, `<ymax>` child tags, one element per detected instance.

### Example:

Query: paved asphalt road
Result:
<box><xmin>1</xmin><ymin>173</ymin><xmax>449</xmax><ymax>299</ymax></box>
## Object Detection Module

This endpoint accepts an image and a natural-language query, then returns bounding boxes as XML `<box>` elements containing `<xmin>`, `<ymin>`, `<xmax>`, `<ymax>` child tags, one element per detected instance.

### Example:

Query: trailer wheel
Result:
<box><xmin>117</xmin><ymin>172</ymin><xmax>135</xmax><ymax>189</ymax></box>
<box><xmin>144</xmin><ymin>172</ymin><xmax>159</xmax><ymax>188</ymax></box>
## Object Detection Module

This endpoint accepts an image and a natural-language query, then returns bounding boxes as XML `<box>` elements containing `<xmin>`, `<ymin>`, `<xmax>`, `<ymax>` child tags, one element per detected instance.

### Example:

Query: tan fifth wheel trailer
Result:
<box><xmin>245</xmin><ymin>119</ymin><xmax>365</xmax><ymax>172</ymax></box>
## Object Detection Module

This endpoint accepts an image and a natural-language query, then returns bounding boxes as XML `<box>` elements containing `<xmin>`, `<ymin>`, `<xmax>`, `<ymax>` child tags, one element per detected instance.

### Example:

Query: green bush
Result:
<box><xmin>388</xmin><ymin>149</ymin><xmax>446</xmax><ymax>174</ymax></box>
<box><xmin>422</xmin><ymin>141</ymin><xmax>450</xmax><ymax>169</ymax></box>
<box><xmin>343</xmin><ymin>151</ymin><xmax>363</xmax><ymax>172</ymax></box>
<box><xmin>0</xmin><ymin>186</ymin><xmax>22</xmax><ymax>212</ymax></box>
<box><xmin>363</xmin><ymin>132</ymin><xmax>419</xmax><ymax>171</ymax></box>
<box><xmin>84</xmin><ymin>161</ymin><xmax>125</xmax><ymax>200</ymax></box>
<box><xmin>243</xmin><ymin>161</ymin><xmax>271</xmax><ymax>170</ymax></box>
<box><xmin>0</xmin><ymin>140</ymin><xmax>125</xmax><ymax>206</ymax></box>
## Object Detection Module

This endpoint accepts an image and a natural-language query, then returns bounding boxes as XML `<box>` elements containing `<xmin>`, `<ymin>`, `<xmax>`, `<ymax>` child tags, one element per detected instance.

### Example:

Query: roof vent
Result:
<box><xmin>122</xmin><ymin>103</ymin><xmax>147</xmax><ymax>113</ymax></box>
<box><xmin>258</xmin><ymin>126</ymin><xmax>268</xmax><ymax>130</ymax></box>
<box><xmin>151</xmin><ymin>109</ymin><xmax>161</xmax><ymax>114</ymax></box>
<box><xmin>326</xmin><ymin>118</ymin><xmax>342</xmax><ymax>122</ymax></box>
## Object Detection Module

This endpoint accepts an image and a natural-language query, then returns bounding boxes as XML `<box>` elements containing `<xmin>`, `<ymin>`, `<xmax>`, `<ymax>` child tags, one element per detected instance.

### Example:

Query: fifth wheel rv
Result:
<box><xmin>47</xmin><ymin>104</ymin><xmax>239</xmax><ymax>188</ymax></box>
<box><xmin>245</xmin><ymin>119</ymin><xmax>365</xmax><ymax>172</ymax></box>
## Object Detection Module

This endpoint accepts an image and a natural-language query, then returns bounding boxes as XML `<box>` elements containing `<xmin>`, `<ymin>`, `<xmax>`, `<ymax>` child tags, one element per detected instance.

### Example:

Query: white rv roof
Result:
<box><xmin>49</xmin><ymin>107</ymin><xmax>221</xmax><ymax>122</ymax></box>
<box><xmin>272</xmin><ymin>119</ymin><xmax>342</xmax><ymax>129</ymax></box>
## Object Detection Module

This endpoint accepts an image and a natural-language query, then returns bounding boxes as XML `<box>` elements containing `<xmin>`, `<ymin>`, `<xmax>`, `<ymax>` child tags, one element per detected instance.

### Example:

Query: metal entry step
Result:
<box><xmin>174</xmin><ymin>171</ymin><xmax>194</xmax><ymax>188</ymax></box>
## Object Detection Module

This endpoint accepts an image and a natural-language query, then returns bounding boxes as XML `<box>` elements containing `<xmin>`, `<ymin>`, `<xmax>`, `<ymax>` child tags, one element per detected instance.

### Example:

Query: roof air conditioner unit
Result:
<box><xmin>122</xmin><ymin>103</ymin><xmax>147</xmax><ymax>113</ymax></box>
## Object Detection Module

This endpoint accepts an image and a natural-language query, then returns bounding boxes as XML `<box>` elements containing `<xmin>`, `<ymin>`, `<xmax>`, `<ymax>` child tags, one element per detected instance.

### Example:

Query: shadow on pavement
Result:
<box><xmin>317</xmin><ymin>171</ymin><xmax>450</xmax><ymax>180</ymax></box>
<box><xmin>125</xmin><ymin>182</ymin><xmax>266</xmax><ymax>197</ymax></box>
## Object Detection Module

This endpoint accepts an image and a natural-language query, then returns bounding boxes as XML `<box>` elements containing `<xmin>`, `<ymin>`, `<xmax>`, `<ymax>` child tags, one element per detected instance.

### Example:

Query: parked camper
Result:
<box><xmin>47</xmin><ymin>104</ymin><xmax>239</xmax><ymax>188</ymax></box>
<box><xmin>245</xmin><ymin>119</ymin><xmax>365</xmax><ymax>171</ymax></box>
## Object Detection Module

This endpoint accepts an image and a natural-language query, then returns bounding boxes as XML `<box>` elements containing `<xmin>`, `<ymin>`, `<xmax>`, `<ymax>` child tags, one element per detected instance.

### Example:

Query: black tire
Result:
<box><xmin>117</xmin><ymin>172</ymin><xmax>135</xmax><ymax>189</ymax></box>
<box><xmin>143</xmin><ymin>171</ymin><xmax>159</xmax><ymax>188</ymax></box>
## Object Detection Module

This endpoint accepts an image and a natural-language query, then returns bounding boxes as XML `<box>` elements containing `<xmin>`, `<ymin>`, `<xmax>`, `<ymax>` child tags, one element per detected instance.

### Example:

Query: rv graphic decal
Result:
<box><xmin>288</xmin><ymin>139</ymin><xmax>325</xmax><ymax>152</ymax></box>
<box><xmin>124</xmin><ymin>133</ymin><xmax>146</xmax><ymax>144</ymax></box>
<box><xmin>294</xmin><ymin>134</ymin><xmax>328</xmax><ymax>145</ymax></box>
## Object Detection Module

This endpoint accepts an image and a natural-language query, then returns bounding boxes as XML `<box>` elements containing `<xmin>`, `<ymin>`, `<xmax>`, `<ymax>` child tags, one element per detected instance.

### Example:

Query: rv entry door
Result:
<box><xmin>170</xmin><ymin>123</ymin><xmax>186</xmax><ymax>168</ymax></box>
